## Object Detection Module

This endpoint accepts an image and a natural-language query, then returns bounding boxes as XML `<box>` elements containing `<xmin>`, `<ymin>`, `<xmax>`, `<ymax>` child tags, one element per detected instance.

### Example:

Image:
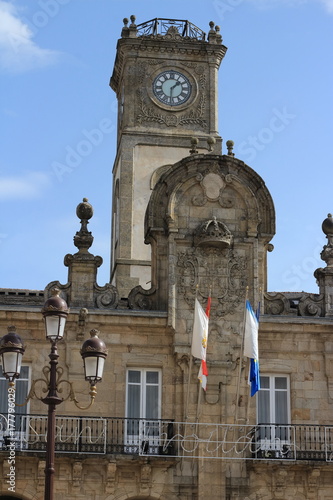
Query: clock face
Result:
<box><xmin>153</xmin><ymin>70</ymin><xmax>192</xmax><ymax>106</ymax></box>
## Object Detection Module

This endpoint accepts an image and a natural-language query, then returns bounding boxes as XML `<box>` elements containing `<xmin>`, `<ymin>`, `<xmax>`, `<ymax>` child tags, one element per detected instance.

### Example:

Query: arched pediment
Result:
<box><xmin>145</xmin><ymin>154</ymin><xmax>275</xmax><ymax>243</ymax></box>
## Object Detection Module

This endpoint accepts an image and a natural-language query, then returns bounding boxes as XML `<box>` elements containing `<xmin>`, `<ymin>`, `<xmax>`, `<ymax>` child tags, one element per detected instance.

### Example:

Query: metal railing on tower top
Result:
<box><xmin>136</xmin><ymin>18</ymin><xmax>206</xmax><ymax>40</ymax></box>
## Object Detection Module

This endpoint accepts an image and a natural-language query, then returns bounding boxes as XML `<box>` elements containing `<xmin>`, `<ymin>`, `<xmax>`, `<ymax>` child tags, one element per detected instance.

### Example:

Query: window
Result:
<box><xmin>125</xmin><ymin>368</ymin><xmax>161</xmax><ymax>452</ymax></box>
<box><xmin>257</xmin><ymin>375</ymin><xmax>290</xmax><ymax>452</ymax></box>
<box><xmin>0</xmin><ymin>365</ymin><xmax>30</xmax><ymax>447</ymax></box>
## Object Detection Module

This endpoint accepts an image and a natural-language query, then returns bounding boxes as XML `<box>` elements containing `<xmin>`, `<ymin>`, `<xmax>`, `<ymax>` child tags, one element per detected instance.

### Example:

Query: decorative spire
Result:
<box><xmin>74</xmin><ymin>198</ymin><xmax>94</xmax><ymax>252</ymax></box>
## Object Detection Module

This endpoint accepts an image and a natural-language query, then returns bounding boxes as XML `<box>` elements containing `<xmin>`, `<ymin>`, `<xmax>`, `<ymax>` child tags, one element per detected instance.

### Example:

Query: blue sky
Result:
<box><xmin>0</xmin><ymin>0</ymin><xmax>332</xmax><ymax>293</ymax></box>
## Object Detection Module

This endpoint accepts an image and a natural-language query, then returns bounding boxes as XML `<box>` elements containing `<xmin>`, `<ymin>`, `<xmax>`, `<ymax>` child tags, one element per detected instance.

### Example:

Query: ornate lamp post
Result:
<box><xmin>0</xmin><ymin>288</ymin><xmax>108</xmax><ymax>500</ymax></box>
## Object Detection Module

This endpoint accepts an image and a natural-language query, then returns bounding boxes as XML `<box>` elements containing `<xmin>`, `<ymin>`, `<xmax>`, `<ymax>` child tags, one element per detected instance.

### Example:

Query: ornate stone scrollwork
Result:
<box><xmin>94</xmin><ymin>283</ymin><xmax>119</xmax><ymax>309</ymax></box>
<box><xmin>128</xmin><ymin>285</ymin><xmax>157</xmax><ymax>310</ymax></box>
<box><xmin>298</xmin><ymin>293</ymin><xmax>324</xmax><ymax>317</ymax></box>
<box><xmin>44</xmin><ymin>281</ymin><xmax>70</xmax><ymax>304</ymax></box>
<box><xmin>264</xmin><ymin>291</ymin><xmax>324</xmax><ymax>316</ymax></box>
<box><xmin>264</xmin><ymin>292</ymin><xmax>292</xmax><ymax>315</ymax></box>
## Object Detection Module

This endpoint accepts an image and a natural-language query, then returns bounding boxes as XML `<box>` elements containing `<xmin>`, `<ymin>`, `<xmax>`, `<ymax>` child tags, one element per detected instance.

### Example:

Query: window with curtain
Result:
<box><xmin>257</xmin><ymin>374</ymin><xmax>290</xmax><ymax>447</ymax></box>
<box><xmin>126</xmin><ymin>368</ymin><xmax>161</xmax><ymax>445</ymax></box>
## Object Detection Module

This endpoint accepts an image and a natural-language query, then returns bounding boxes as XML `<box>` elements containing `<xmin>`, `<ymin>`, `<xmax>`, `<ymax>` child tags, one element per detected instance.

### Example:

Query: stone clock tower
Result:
<box><xmin>109</xmin><ymin>17</ymin><xmax>227</xmax><ymax>297</ymax></box>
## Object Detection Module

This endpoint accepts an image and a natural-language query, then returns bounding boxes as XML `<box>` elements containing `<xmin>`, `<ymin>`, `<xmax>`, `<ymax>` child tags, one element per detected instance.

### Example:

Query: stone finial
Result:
<box><xmin>322</xmin><ymin>213</ymin><xmax>333</xmax><ymax>236</ymax></box>
<box><xmin>215</xmin><ymin>25</ymin><xmax>222</xmax><ymax>43</ymax></box>
<box><xmin>76</xmin><ymin>197</ymin><xmax>93</xmax><ymax>221</ymax></box>
<box><xmin>121</xmin><ymin>18</ymin><xmax>130</xmax><ymax>38</ymax></box>
<box><xmin>74</xmin><ymin>198</ymin><xmax>94</xmax><ymax>252</ymax></box>
<box><xmin>208</xmin><ymin>21</ymin><xmax>222</xmax><ymax>44</ymax></box>
<box><xmin>207</xmin><ymin>136</ymin><xmax>216</xmax><ymax>152</ymax></box>
<box><xmin>320</xmin><ymin>214</ymin><xmax>333</xmax><ymax>266</ymax></box>
<box><xmin>226</xmin><ymin>140</ymin><xmax>235</xmax><ymax>157</ymax></box>
<box><xmin>208</xmin><ymin>21</ymin><xmax>217</xmax><ymax>43</ymax></box>
<box><xmin>127</xmin><ymin>15</ymin><xmax>137</xmax><ymax>38</ymax></box>
<box><xmin>130</xmin><ymin>15</ymin><xmax>136</xmax><ymax>27</ymax></box>
<box><xmin>189</xmin><ymin>137</ymin><xmax>199</xmax><ymax>155</ymax></box>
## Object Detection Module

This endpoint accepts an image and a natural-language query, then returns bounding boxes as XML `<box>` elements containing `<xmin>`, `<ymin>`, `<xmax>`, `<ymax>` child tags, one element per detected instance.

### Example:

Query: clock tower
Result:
<box><xmin>109</xmin><ymin>17</ymin><xmax>227</xmax><ymax>297</ymax></box>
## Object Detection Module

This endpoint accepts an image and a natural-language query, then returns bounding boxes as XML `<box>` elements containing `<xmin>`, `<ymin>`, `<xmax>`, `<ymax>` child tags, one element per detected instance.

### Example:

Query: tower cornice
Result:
<box><xmin>110</xmin><ymin>20</ymin><xmax>227</xmax><ymax>93</ymax></box>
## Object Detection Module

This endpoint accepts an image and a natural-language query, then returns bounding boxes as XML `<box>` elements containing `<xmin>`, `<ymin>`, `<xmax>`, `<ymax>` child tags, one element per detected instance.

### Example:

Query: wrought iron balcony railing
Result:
<box><xmin>1</xmin><ymin>414</ymin><xmax>332</xmax><ymax>462</ymax></box>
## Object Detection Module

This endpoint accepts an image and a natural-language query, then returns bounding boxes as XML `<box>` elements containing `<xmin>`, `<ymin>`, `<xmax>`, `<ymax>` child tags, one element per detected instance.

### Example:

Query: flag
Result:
<box><xmin>191</xmin><ymin>297</ymin><xmax>211</xmax><ymax>391</ymax></box>
<box><xmin>243</xmin><ymin>299</ymin><xmax>260</xmax><ymax>397</ymax></box>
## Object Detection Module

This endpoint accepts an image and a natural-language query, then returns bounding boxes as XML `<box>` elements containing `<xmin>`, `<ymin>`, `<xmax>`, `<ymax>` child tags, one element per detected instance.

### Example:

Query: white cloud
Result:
<box><xmin>0</xmin><ymin>0</ymin><xmax>61</xmax><ymax>73</ymax></box>
<box><xmin>319</xmin><ymin>0</ymin><xmax>333</xmax><ymax>12</ymax></box>
<box><xmin>0</xmin><ymin>171</ymin><xmax>51</xmax><ymax>200</ymax></box>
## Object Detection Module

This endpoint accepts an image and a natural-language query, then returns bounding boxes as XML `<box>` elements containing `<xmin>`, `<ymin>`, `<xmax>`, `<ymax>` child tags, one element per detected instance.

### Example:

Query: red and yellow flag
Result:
<box><xmin>191</xmin><ymin>296</ymin><xmax>211</xmax><ymax>391</ymax></box>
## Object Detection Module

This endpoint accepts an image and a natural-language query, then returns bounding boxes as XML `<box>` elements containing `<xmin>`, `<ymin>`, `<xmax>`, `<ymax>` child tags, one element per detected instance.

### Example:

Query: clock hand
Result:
<box><xmin>170</xmin><ymin>81</ymin><xmax>181</xmax><ymax>91</ymax></box>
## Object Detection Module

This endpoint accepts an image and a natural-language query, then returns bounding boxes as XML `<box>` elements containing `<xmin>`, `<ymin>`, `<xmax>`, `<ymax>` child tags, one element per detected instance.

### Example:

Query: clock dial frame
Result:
<box><xmin>152</xmin><ymin>70</ymin><xmax>192</xmax><ymax>107</ymax></box>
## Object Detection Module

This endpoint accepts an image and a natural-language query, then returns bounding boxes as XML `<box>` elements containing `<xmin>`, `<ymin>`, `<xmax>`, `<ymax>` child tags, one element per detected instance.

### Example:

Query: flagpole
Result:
<box><xmin>185</xmin><ymin>355</ymin><xmax>193</xmax><ymax>421</ymax></box>
<box><xmin>234</xmin><ymin>287</ymin><xmax>249</xmax><ymax>425</ymax></box>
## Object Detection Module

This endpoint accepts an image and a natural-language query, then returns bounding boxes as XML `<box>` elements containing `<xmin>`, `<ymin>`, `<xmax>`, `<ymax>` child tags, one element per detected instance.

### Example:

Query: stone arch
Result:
<box><xmin>145</xmin><ymin>154</ymin><xmax>275</xmax><ymax>241</ymax></box>
<box><xmin>150</xmin><ymin>164</ymin><xmax>173</xmax><ymax>189</ymax></box>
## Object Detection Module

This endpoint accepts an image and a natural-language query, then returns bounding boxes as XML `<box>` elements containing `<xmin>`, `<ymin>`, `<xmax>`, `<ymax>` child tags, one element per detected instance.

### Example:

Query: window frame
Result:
<box><xmin>125</xmin><ymin>368</ymin><xmax>162</xmax><ymax>453</ymax></box>
<box><xmin>125</xmin><ymin>367</ymin><xmax>162</xmax><ymax>421</ymax></box>
<box><xmin>257</xmin><ymin>373</ymin><xmax>291</xmax><ymax>425</ymax></box>
<box><xmin>256</xmin><ymin>374</ymin><xmax>291</xmax><ymax>453</ymax></box>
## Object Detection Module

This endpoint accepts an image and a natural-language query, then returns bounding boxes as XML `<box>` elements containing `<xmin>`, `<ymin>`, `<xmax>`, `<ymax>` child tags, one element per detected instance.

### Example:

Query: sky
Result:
<box><xmin>0</xmin><ymin>0</ymin><xmax>332</xmax><ymax>294</ymax></box>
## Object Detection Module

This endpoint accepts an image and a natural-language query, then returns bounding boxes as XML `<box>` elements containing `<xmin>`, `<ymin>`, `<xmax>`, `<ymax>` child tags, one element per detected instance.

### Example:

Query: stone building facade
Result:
<box><xmin>1</xmin><ymin>16</ymin><xmax>333</xmax><ymax>500</ymax></box>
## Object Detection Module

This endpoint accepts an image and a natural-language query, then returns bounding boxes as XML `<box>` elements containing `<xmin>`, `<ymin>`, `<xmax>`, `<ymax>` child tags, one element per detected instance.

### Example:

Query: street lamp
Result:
<box><xmin>0</xmin><ymin>325</ymin><xmax>25</xmax><ymax>384</ymax></box>
<box><xmin>0</xmin><ymin>288</ymin><xmax>108</xmax><ymax>500</ymax></box>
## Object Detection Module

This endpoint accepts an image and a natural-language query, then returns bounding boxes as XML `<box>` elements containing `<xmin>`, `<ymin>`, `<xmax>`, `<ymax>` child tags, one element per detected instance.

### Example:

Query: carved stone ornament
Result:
<box><xmin>193</xmin><ymin>217</ymin><xmax>232</xmax><ymax>249</ymax></box>
<box><xmin>177</xmin><ymin>247</ymin><xmax>247</xmax><ymax>317</ymax></box>
<box><xmin>264</xmin><ymin>291</ymin><xmax>324</xmax><ymax>317</ymax></box>
<box><xmin>94</xmin><ymin>283</ymin><xmax>119</xmax><ymax>309</ymax></box>
<box><xmin>192</xmin><ymin>171</ymin><xmax>234</xmax><ymax>207</ymax></box>
<box><xmin>164</xmin><ymin>25</ymin><xmax>183</xmax><ymax>40</ymax></box>
<box><xmin>128</xmin><ymin>285</ymin><xmax>157</xmax><ymax>310</ymax></box>
<box><xmin>137</xmin><ymin>89</ymin><xmax>206</xmax><ymax>128</ymax></box>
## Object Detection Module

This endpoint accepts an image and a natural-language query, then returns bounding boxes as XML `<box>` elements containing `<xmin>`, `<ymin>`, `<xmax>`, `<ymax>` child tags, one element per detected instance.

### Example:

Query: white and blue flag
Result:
<box><xmin>243</xmin><ymin>300</ymin><xmax>260</xmax><ymax>397</ymax></box>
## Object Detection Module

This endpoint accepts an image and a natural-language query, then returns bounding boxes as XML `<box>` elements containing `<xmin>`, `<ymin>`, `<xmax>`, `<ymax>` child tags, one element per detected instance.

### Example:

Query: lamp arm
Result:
<box><xmin>14</xmin><ymin>377</ymin><xmax>50</xmax><ymax>406</ymax></box>
<box><xmin>68</xmin><ymin>382</ymin><xmax>97</xmax><ymax>410</ymax></box>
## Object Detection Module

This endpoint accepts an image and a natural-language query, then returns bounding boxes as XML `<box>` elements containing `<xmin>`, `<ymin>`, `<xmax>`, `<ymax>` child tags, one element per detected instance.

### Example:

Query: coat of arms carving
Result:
<box><xmin>177</xmin><ymin>246</ymin><xmax>247</xmax><ymax>317</ymax></box>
